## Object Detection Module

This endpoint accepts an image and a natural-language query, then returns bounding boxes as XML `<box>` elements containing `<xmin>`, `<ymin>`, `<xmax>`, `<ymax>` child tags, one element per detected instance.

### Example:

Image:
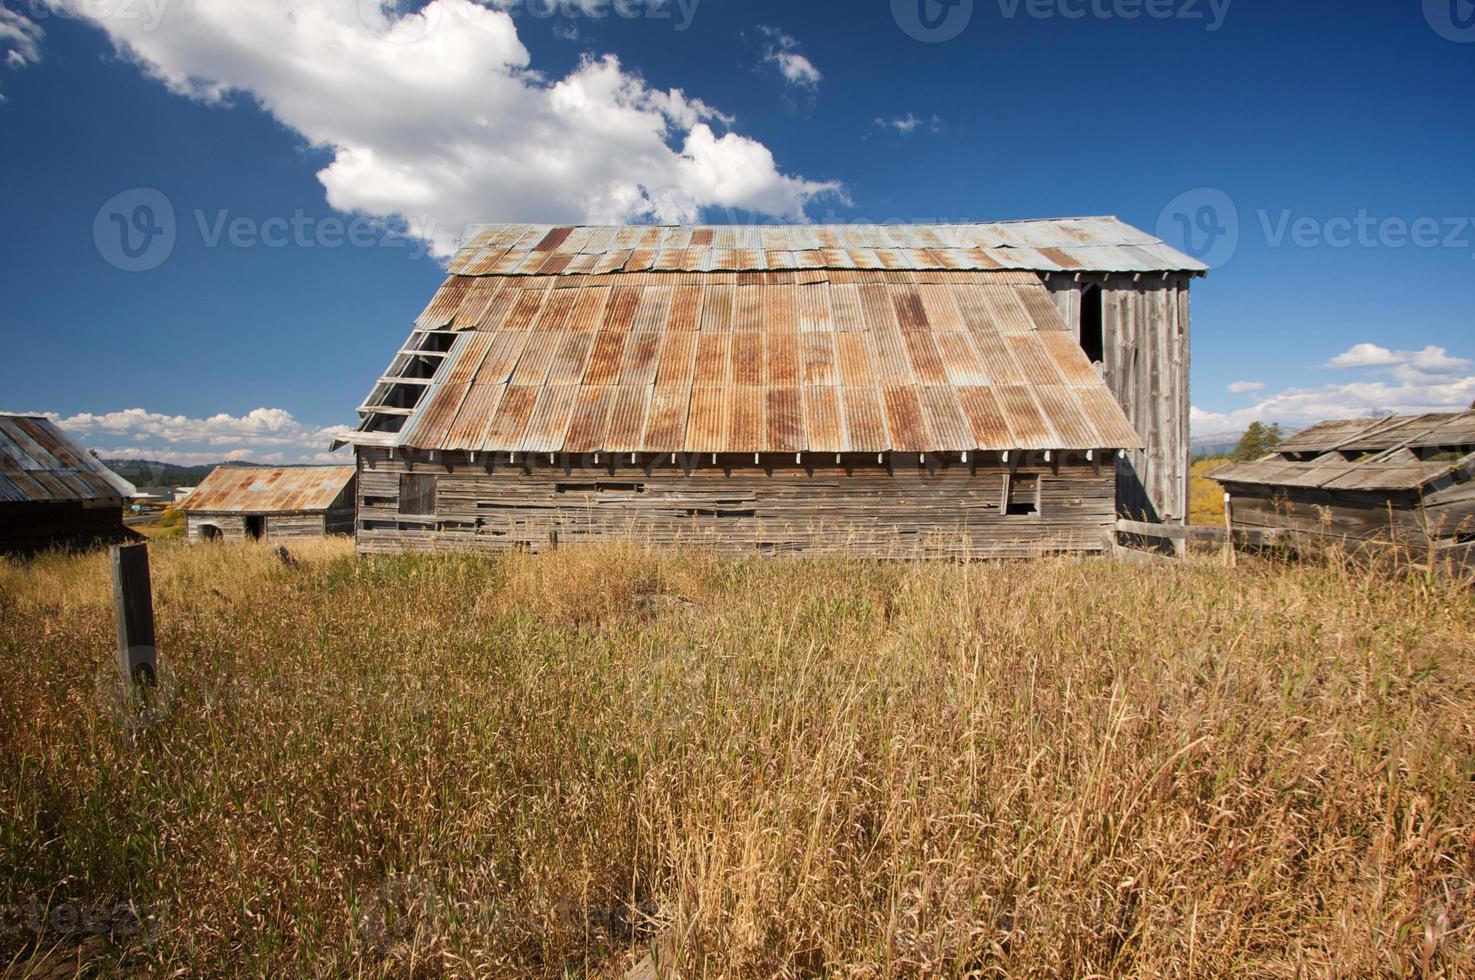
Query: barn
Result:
<box><xmin>182</xmin><ymin>466</ymin><xmax>356</xmax><ymax>542</ymax></box>
<box><xmin>336</xmin><ymin>219</ymin><xmax>1204</xmax><ymax>557</ymax></box>
<box><xmin>0</xmin><ymin>414</ymin><xmax>136</xmax><ymax>553</ymax></box>
<box><xmin>1211</xmin><ymin>411</ymin><xmax>1475</xmax><ymax>562</ymax></box>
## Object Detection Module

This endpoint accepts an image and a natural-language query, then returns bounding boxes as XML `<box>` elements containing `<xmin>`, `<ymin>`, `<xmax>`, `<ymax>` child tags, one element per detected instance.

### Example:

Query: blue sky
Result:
<box><xmin>0</xmin><ymin>0</ymin><xmax>1471</xmax><ymax>463</ymax></box>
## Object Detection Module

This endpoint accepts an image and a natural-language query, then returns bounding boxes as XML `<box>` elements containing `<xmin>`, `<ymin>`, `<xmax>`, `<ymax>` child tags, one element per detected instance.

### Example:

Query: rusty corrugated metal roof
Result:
<box><xmin>351</xmin><ymin>268</ymin><xmax>1144</xmax><ymax>455</ymax></box>
<box><xmin>1211</xmin><ymin>410</ymin><xmax>1475</xmax><ymax>492</ymax></box>
<box><xmin>447</xmin><ymin>218</ymin><xmax>1207</xmax><ymax>279</ymax></box>
<box><xmin>180</xmin><ymin>466</ymin><xmax>355</xmax><ymax>514</ymax></box>
<box><xmin>0</xmin><ymin>415</ymin><xmax>135</xmax><ymax>504</ymax></box>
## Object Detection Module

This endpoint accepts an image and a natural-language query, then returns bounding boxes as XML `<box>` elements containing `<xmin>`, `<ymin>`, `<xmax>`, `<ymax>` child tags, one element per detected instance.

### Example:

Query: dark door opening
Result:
<box><xmin>244</xmin><ymin>515</ymin><xmax>265</xmax><ymax>540</ymax></box>
<box><xmin>200</xmin><ymin>524</ymin><xmax>223</xmax><ymax>542</ymax></box>
<box><xmin>1080</xmin><ymin>285</ymin><xmax>1104</xmax><ymax>365</ymax></box>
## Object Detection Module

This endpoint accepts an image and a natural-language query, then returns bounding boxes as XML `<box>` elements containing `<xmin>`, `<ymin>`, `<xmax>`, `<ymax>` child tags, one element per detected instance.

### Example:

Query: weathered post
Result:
<box><xmin>1222</xmin><ymin>491</ymin><xmax>1237</xmax><ymax>567</ymax></box>
<box><xmin>110</xmin><ymin>543</ymin><xmax>157</xmax><ymax>687</ymax></box>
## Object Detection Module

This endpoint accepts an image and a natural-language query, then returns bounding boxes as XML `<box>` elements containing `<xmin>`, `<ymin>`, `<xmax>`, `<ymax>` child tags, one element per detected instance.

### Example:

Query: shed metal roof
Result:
<box><xmin>346</xmin><ymin>268</ymin><xmax>1143</xmax><ymax>455</ymax></box>
<box><xmin>1211</xmin><ymin>410</ymin><xmax>1475</xmax><ymax>492</ymax></box>
<box><xmin>181</xmin><ymin>466</ymin><xmax>356</xmax><ymax>514</ymax></box>
<box><xmin>0</xmin><ymin>415</ymin><xmax>135</xmax><ymax>504</ymax></box>
<box><xmin>447</xmin><ymin>218</ymin><xmax>1208</xmax><ymax>279</ymax></box>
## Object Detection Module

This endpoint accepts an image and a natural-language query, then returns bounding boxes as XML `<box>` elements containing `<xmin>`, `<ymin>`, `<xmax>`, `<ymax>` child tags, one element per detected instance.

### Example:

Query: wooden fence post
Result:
<box><xmin>110</xmin><ymin>543</ymin><xmax>157</xmax><ymax>687</ymax></box>
<box><xmin>1222</xmin><ymin>492</ymin><xmax>1237</xmax><ymax>567</ymax></box>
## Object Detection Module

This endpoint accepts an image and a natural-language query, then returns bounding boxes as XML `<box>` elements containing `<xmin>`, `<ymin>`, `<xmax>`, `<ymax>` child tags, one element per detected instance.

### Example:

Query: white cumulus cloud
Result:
<box><xmin>12</xmin><ymin>406</ymin><xmax>356</xmax><ymax>464</ymax></box>
<box><xmin>0</xmin><ymin>6</ymin><xmax>45</xmax><ymax>100</ymax></box>
<box><xmin>759</xmin><ymin>25</ymin><xmax>820</xmax><ymax>90</ymax></box>
<box><xmin>1192</xmin><ymin>341</ymin><xmax>1475</xmax><ymax>435</ymax></box>
<box><xmin>40</xmin><ymin>0</ymin><xmax>840</xmax><ymax>256</ymax></box>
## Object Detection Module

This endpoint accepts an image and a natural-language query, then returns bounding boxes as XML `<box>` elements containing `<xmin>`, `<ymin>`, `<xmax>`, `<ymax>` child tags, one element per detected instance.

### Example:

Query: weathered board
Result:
<box><xmin>354</xmin><ymin>448</ymin><xmax>1117</xmax><ymax>558</ymax></box>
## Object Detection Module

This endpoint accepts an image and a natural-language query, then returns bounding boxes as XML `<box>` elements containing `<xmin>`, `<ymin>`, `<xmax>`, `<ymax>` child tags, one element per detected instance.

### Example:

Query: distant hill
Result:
<box><xmin>102</xmin><ymin>459</ymin><xmax>267</xmax><ymax>487</ymax></box>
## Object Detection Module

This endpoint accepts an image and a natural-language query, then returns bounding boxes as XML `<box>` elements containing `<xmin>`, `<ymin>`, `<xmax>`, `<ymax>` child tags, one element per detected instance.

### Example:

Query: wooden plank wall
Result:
<box><xmin>0</xmin><ymin>501</ymin><xmax>128</xmax><ymax>553</ymax></box>
<box><xmin>1047</xmin><ymin>274</ymin><xmax>1192</xmax><ymax>526</ymax></box>
<box><xmin>187</xmin><ymin>511</ymin><xmax>349</xmax><ymax>541</ymax></box>
<box><xmin>1222</xmin><ymin>485</ymin><xmax>1463</xmax><ymax>548</ymax></box>
<box><xmin>354</xmin><ymin>449</ymin><xmax>1117</xmax><ymax>558</ymax></box>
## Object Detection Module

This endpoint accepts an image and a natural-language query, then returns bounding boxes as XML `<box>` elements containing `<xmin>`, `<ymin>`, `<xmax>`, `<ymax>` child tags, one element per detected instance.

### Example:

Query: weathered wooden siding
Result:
<box><xmin>1222</xmin><ymin>483</ymin><xmax>1475</xmax><ymax>550</ymax></box>
<box><xmin>0</xmin><ymin>500</ymin><xmax>128</xmax><ymax>553</ymax></box>
<box><xmin>187</xmin><ymin>510</ymin><xmax>350</xmax><ymax>541</ymax></box>
<box><xmin>1047</xmin><ymin>274</ymin><xmax>1192</xmax><ymax>526</ymax></box>
<box><xmin>353</xmin><ymin>448</ymin><xmax>1116</xmax><ymax>558</ymax></box>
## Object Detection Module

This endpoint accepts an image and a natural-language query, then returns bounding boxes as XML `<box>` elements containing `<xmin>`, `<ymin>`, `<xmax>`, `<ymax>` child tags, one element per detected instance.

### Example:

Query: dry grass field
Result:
<box><xmin>2</xmin><ymin>538</ymin><xmax>1473</xmax><ymax>977</ymax></box>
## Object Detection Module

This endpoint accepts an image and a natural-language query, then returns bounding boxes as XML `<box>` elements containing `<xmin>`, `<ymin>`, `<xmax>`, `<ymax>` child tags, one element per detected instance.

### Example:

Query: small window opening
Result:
<box><xmin>1080</xmin><ymin>285</ymin><xmax>1104</xmax><ymax>364</ymax></box>
<box><xmin>244</xmin><ymin>515</ymin><xmax>265</xmax><ymax>540</ymax></box>
<box><xmin>414</xmin><ymin>331</ymin><xmax>457</xmax><ymax>353</ymax></box>
<box><xmin>200</xmin><ymin>524</ymin><xmax>223</xmax><ymax>542</ymax></box>
<box><xmin>1003</xmin><ymin>474</ymin><xmax>1041</xmax><ymax>517</ymax></box>
<box><xmin>399</xmin><ymin>474</ymin><xmax>437</xmax><ymax>516</ymax></box>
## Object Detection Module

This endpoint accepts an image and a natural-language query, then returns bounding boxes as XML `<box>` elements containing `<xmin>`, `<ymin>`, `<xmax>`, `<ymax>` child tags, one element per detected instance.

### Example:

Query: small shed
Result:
<box><xmin>334</xmin><ymin>222</ymin><xmax>1171</xmax><ymax>558</ymax></box>
<box><xmin>0</xmin><ymin>414</ymin><xmax>136</xmax><ymax>553</ymax></box>
<box><xmin>181</xmin><ymin>466</ymin><xmax>356</xmax><ymax>542</ymax></box>
<box><xmin>1211</xmin><ymin>411</ymin><xmax>1475</xmax><ymax>559</ymax></box>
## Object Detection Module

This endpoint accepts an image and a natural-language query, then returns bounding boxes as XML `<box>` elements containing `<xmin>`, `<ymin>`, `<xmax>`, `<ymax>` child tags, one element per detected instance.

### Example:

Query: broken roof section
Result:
<box><xmin>1211</xmin><ymin>411</ymin><xmax>1475</xmax><ymax>492</ymax></box>
<box><xmin>346</xmin><ymin>265</ymin><xmax>1144</xmax><ymax>456</ymax></box>
<box><xmin>181</xmin><ymin>466</ymin><xmax>356</xmax><ymax>514</ymax></box>
<box><xmin>0</xmin><ymin>414</ymin><xmax>135</xmax><ymax>504</ymax></box>
<box><xmin>447</xmin><ymin>217</ymin><xmax>1208</xmax><ymax>278</ymax></box>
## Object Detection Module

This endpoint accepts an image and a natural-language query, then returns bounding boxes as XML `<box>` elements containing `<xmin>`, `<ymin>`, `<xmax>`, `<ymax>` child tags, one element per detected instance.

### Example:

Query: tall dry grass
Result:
<box><xmin>1</xmin><ymin>538</ymin><xmax>1472</xmax><ymax>976</ymax></box>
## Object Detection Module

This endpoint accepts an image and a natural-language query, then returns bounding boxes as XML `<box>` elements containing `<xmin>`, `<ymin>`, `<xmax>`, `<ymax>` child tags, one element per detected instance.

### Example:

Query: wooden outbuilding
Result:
<box><xmin>0</xmin><ymin>414</ymin><xmax>136</xmax><ymax>553</ymax></box>
<box><xmin>1211</xmin><ymin>412</ymin><xmax>1475</xmax><ymax>562</ymax></box>
<box><xmin>336</xmin><ymin>219</ymin><xmax>1205</xmax><ymax>557</ymax></box>
<box><xmin>181</xmin><ymin>466</ymin><xmax>356</xmax><ymax>542</ymax></box>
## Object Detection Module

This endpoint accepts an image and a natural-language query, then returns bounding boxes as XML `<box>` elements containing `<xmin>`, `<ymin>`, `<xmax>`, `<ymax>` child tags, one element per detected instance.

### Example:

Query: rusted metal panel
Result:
<box><xmin>1037</xmin><ymin>330</ymin><xmax>1101</xmax><ymax>385</ymax></box>
<box><xmin>1016</xmin><ymin>282</ymin><xmax>1069</xmax><ymax>330</ymax></box>
<box><xmin>502</xmin><ymin>289</ymin><xmax>547</xmax><ymax>332</ymax></box>
<box><xmin>935</xmin><ymin>332</ymin><xmax>988</xmax><ymax>386</ymax></box>
<box><xmin>563</xmin><ymin>385</ymin><xmax>613</xmax><ymax>453</ymax></box>
<box><xmin>655</xmin><ymin>330</ymin><xmax>698</xmax><ymax>385</ymax></box>
<box><xmin>601</xmin><ymin>285</ymin><xmax>642</xmax><ymax>332</ymax></box>
<box><xmin>565</xmin><ymin>286</ymin><xmax>610</xmax><ymax>332</ymax></box>
<box><xmin>473</xmin><ymin>332</ymin><xmax>530</xmax><ymax>385</ymax></box>
<box><xmin>685</xmin><ymin>387</ymin><xmax>728</xmax><ymax>453</ymax></box>
<box><xmin>902</xmin><ymin>330</ymin><xmax>948</xmax><ymax>385</ymax></box>
<box><xmin>734</xmin><ymin>283</ymin><xmax>764</xmax><ymax>331</ymax></box>
<box><xmin>836</xmin><ymin>331</ymin><xmax>875</xmax><ymax>388</ymax></box>
<box><xmin>528</xmin><ymin>287</ymin><xmax>577</xmax><ymax>333</ymax></box>
<box><xmin>766</xmin><ymin>332</ymin><xmax>800</xmax><ymax>386</ymax></box>
<box><xmin>892</xmin><ymin>288</ymin><xmax>929</xmax><ymax>333</ymax></box>
<box><xmin>694</xmin><ymin>333</ymin><xmax>732</xmax><ymax>386</ymax></box>
<box><xmin>546</xmin><ymin>331</ymin><xmax>596</xmax><ymax>385</ymax></box>
<box><xmin>617</xmin><ymin>330</ymin><xmax>664</xmax><ymax>387</ymax></box>
<box><xmin>643</xmin><ymin>385</ymin><xmax>691</xmax><ymax>452</ymax></box>
<box><xmin>582</xmin><ymin>330</ymin><xmax>628</xmax><ymax>386</ymax></box>
<box><xmin>732</xmin><ymin>332</ymin><xmax>764</xmax><ymax>386</ymax></box>
<box><xmin>520</xmin><ymin>385</ymin><xmax>579</xmax><ymax>453</ymax></box>
<box><xmin>970</xmin><ymin>331</ymin><xmax>1020</xmax><ymax>387</ymax></box>
<box><xmin>1003</xmin><ymin>334</ymin><xmax>1065</xmax><ymax>386</ymax></box>
<box><xmin>405</xmin><ymin>382</ymin><xmax>468</xmax><ymax>447</ymax></box>
<box><xmin>881</xmin><ymin>385</ymin><xmax>927</xmax><ymax>452</ymax></box>
<box><xmin>797</xmin><ymin>283</ymin><xmax>832</xmax><ymax>332</ymax></box>
<box><xmin>1072</xmin><ymin>386</ymin><xmax>1143</xmax><ymax>449</ymax></box>
<box><xmin>445</xmin><ymin>384</ymin><xmax>504</xmax><ymax>450</ymax></box>
<box><xmin>994</xmin><ymin>385</ymin><xmax>1057</xmax><ymax>449</ymax></box>
<box><xmin>871</xmin><ymin>330</ymin><xmax>914</xmax><ymax>385</ymax></box>
<box><xmin>700</xmin><ymin>283</ymin><xmax>734</xmax><ymax>332</ymax></box>
<box><xmin>632</xmin><ymin>285</ymin><xmax>673</xmax><ymax>333</ymax></box>
<box><xmin>482</xmin><ymin>385</ymin><xmax>540</xmax><ymax>450</ymax></box>
<box><xmin>510</xmin><ymin>332</ymin><xmax>558</xmax><ymax>386</ymax></box>
<box><xmin>764</xmin><ymin>283</ymin><xmax>798</xmax><ymax>332</ymax></box>
<box><xmin>728</xmin><ymin>386</ymin><xmax>766</xmax><ymax>452</ymax></box>
<box><xmin>841</xmin><ymin>386</ymin><xmax>890</xmax><ymax>452</ymax></box>
<box><xmin>669</xmin><ymin>285</ymin><xmax>703</xmax><ymax>331</ymax></box>
<box><xmin>980</xmin><ymin>283</ymin><xmax>1034</xmax><ymax>333</ymax></box>
<box><xmin>917</xmin><ymin>284</ymin><xmax>965</xmax><ymax>331</ymax></box>
<box><xmin>827</xmin><ymin>283</ymin><xmax>865</xmax><ymax>331</ymax></box>
<box><xmin>802</xmin><ymin>332</ymin><xmax>838</xmax><ymax>385</ymax></box>
<box><xmin>956</xmin><ymin>386</ymin><xmax>1015</xmax><ymax>448</ymax></box>
<box><xmin>919</xmin><ymin>386</ymin><xmax>972</xmax><ymax>450</ymax></box>
<box><xmin>0</xmin><ymin>415</ymin><xmax>134</xmax><ymax>503</ymax></box>
<box><xmin>181</xmin><ymin>466</ymin><xmax>355</xmax><ymax>514</ymax></box>
<box><xmin>1031</xmin><ymin>386</ymin><xmax>1095</xmax><ymax>449</ymax></box>
<box><xmin>766</xmin><ymin>387</ymin><xmax>805</xmax><ymax>453</ymax></box>
<box><xmin>602</xmin><ymin>386</ymin><xmax>652</xmax><ymax>453</ymax></box>
<box><xmin>804</xmin><ymin>387</ymin><xmax>843</xmax><ymax>453</ymax></box>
